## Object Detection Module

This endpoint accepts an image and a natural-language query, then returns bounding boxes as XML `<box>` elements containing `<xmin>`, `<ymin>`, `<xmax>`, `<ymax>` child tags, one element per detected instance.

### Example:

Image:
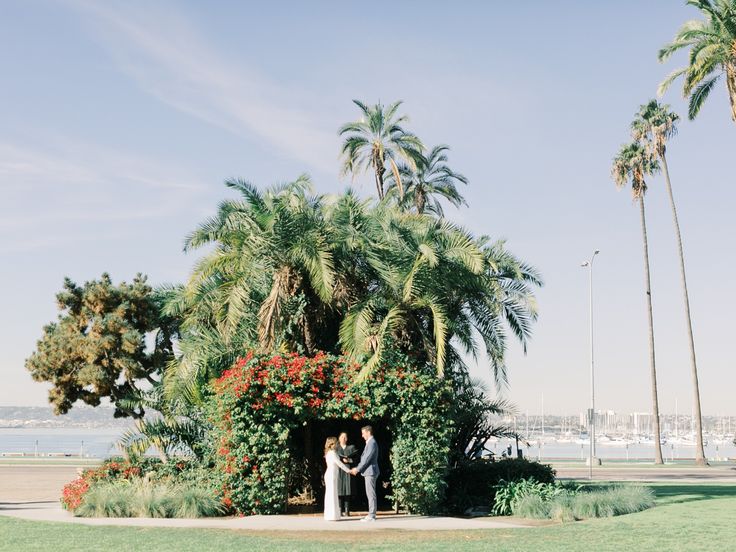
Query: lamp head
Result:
<box><xmin>581</xmin><ymin>261</ymin><xmax>590</xmax><ymax>267</ymax></box>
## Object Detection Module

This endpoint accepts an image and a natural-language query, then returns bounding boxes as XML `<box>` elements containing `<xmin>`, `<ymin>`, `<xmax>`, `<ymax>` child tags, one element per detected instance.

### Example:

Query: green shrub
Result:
<box><xmin>508</xmin><ymin>493</ymin><xmax>550</xmax><ymax>519</ymax></box>
<box><xmin>492</xmin><ymin>478</ymin><xmax>575</xmax><ymax>516</ymax></box>
<box><xmin>571</xmin><ymin>485</ymin><xmax>654</xmax><ymax>519</ymax></box>
<box><xmin>175</xmin><ymin>486</ymin><xmax>225</xmax><ymax>518</ymax></box>
<box><xmin>506</xmin><ymin>483</ymin><xmax>655</xmax><ymax>521</ymax></box>
<box><xmin>74</xmin><ymin>479</ymin><xmax>225</xmax><ymax>518</ymax></box>
<box><xmin>547</xmin><ymin>493</ymin><xmax>578</xmax><ymax>522</ymax></box>
<box><xmin>75</xmin><ymin>481</ymin><xmax>134</xmax><ymax>518</ymax></box>
<box><xmin>130</xmin><ymin>480</ymin><xmax>177</xmax><ymax>518</ymax></box>
<box><xmin>444</xmin><ymin>458</ymin><xmax>556</xmax><ymax>514</ymax></box>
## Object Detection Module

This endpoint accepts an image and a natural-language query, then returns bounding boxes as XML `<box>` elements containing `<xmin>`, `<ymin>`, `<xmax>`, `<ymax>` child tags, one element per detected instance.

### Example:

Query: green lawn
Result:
<box><xmin>1</xmin><ymin>483</ymin><xmax>734</xmax><ymax>552</ymax></box>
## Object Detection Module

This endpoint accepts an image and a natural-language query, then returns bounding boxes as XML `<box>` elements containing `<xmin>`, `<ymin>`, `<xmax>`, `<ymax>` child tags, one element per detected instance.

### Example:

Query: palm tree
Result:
<box><xmin>384</xmin><ymin>145</ymin><xmax>468</xmax><ymax>216</ymax></box>
<box><xmin>612</xmin><ymin>142</ymin><xmax>665</xmax><ymax>465</ymax></box>
<box><xmin>184</xmin><ymin>175</ymin><xmax>335</xmax><ymax>354</ymax></box>
<box><xmin>164</xmin><ymin>177</ymin><xmax>340</xmax><ymax>399</ymax></box>
<box><xmin>116</xmin><ymin>384</ymin><xmax>205</xmax><ymax>462</ymax></box>
<box><xmin>658</xmin><ymin>0</ymin><xmax>736</xmax><ymax>121</ymax></box>
<box><xmin>339</xmin><ymin>100</ymin><xmax>424</xmax><ymax>200</ymax></box>
<box><xmin>169</xmin><ymin>179</ymin><xmax>541</xmax><ymax>392</ymax></box>
<box><xmin>338</xmin><ymin>207</ymin><xmax>541</xmax><ymax>383</ymax></box>
<box><xmin>631</xmin><ymin>100</ymin><xmax>707</xmax><ymax>465</ymax></box>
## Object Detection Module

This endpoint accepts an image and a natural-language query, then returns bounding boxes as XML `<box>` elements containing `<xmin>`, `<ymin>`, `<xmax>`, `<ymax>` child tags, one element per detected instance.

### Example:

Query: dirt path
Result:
<box><xmin>0</xmin><ymin>464</ymin><xmax>82</xmax><ymax>502</ymax></box>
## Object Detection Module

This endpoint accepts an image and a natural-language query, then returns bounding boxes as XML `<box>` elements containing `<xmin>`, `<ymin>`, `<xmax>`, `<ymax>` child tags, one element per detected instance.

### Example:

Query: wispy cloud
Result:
<box><xmin>0</xmin><ymin>140</ymin><xmax>206</xmax><ymax>251</ymax></box>
<box><xmin>68</xmin><ymin>0</ymin><xmax>338</xmax><ymax>175</ymax></box>
<box><xmin>0</xmin><ymin>140</ymin><xmax>203</xmax><ymax>192</ymax></box>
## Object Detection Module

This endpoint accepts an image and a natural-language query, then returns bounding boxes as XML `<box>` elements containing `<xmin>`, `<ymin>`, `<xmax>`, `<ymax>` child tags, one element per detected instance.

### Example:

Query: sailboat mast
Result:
<box><xmin>542</xmin><ymin>394</ymin><xmax>545</xmax><ymax>438</ymax></box>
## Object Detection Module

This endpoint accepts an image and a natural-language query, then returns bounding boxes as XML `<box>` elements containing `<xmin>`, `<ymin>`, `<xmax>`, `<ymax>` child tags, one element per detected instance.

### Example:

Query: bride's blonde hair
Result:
<box><xmin>324</xmin><ymin>436</ymin><xmax>338</xmax><ymax>454</ymax></box>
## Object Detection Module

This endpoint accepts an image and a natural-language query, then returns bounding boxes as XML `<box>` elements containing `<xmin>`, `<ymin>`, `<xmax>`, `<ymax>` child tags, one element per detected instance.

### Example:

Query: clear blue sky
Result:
<box><xmin>1</xmin><ymin>0</ymin><xmax>733</xmax><ymax>415</ymax></box>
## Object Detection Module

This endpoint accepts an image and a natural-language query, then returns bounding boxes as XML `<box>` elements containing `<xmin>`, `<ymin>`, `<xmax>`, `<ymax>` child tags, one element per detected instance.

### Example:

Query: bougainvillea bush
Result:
<box><xmin>207</xmin><ymin>349</ymin><xmax>454</xmax><ymax>515</ymax></box>
<box><xmin>60</xmin><ymin>457</ymin><xmax>220</xmax><ymax>515</ymax></box>
<box><xmin>61</xmin><ymin>459</ymin><xmax>142</xmax><ymax>511</ymax></box>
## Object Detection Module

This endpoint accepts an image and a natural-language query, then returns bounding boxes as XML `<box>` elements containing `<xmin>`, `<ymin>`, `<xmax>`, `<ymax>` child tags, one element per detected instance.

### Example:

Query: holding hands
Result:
<box><xmin>350</xmin><ymin>468</ymin><xmax>359</xmax><ymax>476</ymax></box>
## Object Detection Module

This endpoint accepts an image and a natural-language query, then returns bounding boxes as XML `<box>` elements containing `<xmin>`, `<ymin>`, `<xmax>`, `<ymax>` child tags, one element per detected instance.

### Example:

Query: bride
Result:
<box><xmin>323</xmin><ymin>436</ymin><xmax>352</xmax><ymax>521</ymax></box>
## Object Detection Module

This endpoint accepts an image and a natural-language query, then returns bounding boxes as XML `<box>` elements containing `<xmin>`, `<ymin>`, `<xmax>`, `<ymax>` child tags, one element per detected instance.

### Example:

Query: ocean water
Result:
<box><xmin>488</xmin><ymin>438</ymin><xmax>736</xmax><ymax>462</ymax></box>
<box><xmin>0</xmin><ymin>427</ymin><xmax>126</xmax><ymax>458</ymax></box>
<box><xmin>2</xmin><ymin>427</ymin><xmax>734</xmax><ymax>461</ymax></box>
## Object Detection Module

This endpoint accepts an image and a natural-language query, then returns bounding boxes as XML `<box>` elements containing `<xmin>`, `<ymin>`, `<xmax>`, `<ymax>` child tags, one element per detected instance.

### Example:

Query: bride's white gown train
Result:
<box><xmin>324</xmin><ymin>450</ymin><xmax>351</xmax><ymax>521</ymax></box>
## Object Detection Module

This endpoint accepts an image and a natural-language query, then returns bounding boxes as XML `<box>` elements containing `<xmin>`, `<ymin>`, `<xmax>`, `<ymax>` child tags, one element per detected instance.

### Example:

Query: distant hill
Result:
<box><xmin>0</xmin><ymin>406</ymin><xmax>132</xmax><ymax>428</ymax></box>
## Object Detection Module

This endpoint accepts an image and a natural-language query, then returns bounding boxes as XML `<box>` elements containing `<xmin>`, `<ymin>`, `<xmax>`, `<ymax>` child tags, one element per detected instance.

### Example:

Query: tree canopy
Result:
<box><xmin>25</xmin><ymin>273</ymin><xmax>177</xmax><ymax>418</ymax></box>
<box><xmin>165</xmin><ymin>177</ymin><xmax>541</xmax><ymax>399</ymax></box>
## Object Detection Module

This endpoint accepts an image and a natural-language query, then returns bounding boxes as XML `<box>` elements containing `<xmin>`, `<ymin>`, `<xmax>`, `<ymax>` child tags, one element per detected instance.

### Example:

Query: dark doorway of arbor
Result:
<box><xmin>289</xmin><ymin>417</ymin><xmax>393</xmax><ymax>513</ymax></box>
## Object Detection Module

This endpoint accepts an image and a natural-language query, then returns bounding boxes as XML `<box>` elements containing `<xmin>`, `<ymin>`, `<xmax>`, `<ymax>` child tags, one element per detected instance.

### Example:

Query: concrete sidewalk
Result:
<box><xmin>0</xmin><ymin>501</ymin><xmax>527</xmax><ymax>531</ymax></box>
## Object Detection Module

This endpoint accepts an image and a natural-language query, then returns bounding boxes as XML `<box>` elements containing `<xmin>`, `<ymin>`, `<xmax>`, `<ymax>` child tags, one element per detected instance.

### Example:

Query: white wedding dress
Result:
<box><xmin>323</xmin><ymin>450</ymin><xmax>351</xmax><ymax>521</ymax></box>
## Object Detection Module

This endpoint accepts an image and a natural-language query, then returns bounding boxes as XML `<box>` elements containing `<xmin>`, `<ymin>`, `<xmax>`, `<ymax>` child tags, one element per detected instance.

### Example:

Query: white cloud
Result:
<box><xmin>68</xmin><ymin>0</ymin><xmax>338</xmax><ymax>176</ymax></box>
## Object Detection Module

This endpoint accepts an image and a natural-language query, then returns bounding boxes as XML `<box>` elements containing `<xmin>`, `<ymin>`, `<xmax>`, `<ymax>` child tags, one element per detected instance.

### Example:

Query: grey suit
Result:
<box><xmin>355</xmin><ymin>437</ymin><xmax>380</xmax><ymax>518</ymax></box>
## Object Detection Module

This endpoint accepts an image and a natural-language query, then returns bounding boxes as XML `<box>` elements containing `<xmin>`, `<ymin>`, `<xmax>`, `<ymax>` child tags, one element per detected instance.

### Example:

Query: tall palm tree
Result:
<box><xmin>339</xmin><ymin>100</ymin><xmax>424</xmax><ymax>200</ymax></box>
<box><xmin>632</xmin><ymin>100</ymin><xmax>707</xmax><ymax>465</ymax></box>
<box><xmin>612</xmin><ymin>142</ymin><xmax>665</xmax><ymax>465</ymax></box>
<box><xmin>384</xmin><ymin>145</ymin><xmax>469</xmax><ymax>216</ymax></box>
<box><xmin>658</xmin><ymin>0</ymin><xmax>736</xmax><ymax>121</ymax></box>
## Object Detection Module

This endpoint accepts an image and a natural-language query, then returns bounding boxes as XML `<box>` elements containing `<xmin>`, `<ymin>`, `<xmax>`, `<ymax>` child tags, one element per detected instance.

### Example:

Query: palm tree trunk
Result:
<box><xmin>727</xmin><ymin>64</ymin><xmax>736</xmax><ymax>123</ymax></box>
<box><xmin>374</xmin><ymin>160</ymin><xmax>385</xmax><ymax>200</ymax></box>
<box><xmin>660</xmin><ymin>154</ymin><xmax>707</xmax><ymax>465</ymax></box>
<box><xmin>416</xmin><ymin>187</ymin><xmax>426</xmax><ymax>214</ymax></box>
<box><xmin>639</xmin><ymin>196</ymin><xmax>664</xmax><ymax>464</ymax></box>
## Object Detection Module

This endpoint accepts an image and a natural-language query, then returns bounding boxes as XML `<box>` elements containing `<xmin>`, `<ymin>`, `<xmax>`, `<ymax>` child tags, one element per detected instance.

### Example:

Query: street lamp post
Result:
<box><xmin>581</xmin><ymin>250</ymin><xmax>601</xmax><ymax>477</ymax></box>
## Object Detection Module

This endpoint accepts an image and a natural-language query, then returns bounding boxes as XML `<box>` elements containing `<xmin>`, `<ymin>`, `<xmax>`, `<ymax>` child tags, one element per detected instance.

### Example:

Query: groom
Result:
<box><xmin>350</xmin><ymin>425</ymin><xmax>379</xmax><ymax>522</ymax></box>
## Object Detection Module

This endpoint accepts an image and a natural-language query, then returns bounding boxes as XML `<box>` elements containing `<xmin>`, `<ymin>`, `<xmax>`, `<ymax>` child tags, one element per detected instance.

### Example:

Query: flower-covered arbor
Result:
<box><xmin>208</xmin><ymin>350</ymin><xmax>454</xmax><ymax>515</ymax></box>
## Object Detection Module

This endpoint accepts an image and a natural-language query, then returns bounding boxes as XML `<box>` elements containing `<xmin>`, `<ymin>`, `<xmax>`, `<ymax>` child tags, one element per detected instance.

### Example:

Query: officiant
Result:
<box><xmin>336</xmin><ymin>431</ymin><xmax>358</xmax><ymax>516</ymax></box>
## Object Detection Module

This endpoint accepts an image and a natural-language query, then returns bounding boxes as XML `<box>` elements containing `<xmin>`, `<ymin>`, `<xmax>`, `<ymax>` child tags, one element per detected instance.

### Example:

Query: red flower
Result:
<box><xmin>61</xmin><ymin>477</ymin><xmax>90</xmax><ymax>511</ymax></box>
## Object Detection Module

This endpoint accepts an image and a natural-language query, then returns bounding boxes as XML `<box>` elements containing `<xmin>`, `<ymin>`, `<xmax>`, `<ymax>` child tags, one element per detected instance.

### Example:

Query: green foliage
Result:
<box><xmin>61</xmin><ymin>457</ymin><xmax>221</xmax><ymax>514</ymax></box>
<box><xmin>385</xmin><ymin>144</ymin><xmax>468</xmax><ymax>216</ymax></box>
<box><xmin>339</xmin><ymin>99</ymin><xmax>424</xmax><ymax>199</ymax></box>
<box><xmin>611</xmin><ymin>142</ymin><xmax>660</xmax><ymax>200</ymax></box>
<box><xmin>118</xmin><ymin>413</ymin><xmax>206</xmax><ymax>463</ymax></box>
<box><xmin>75</xmin><ymin>480</ymin><xmax>134</xmax><ymax>518</ymax></box>
<box><xmin>174</xmin><ymin>179</ymin><xmax>541</xmax><ymax>394</ymax></box>
<box><xmin>444</xmin><ymin>458</ymin><xmax>555</xmax><ymax>514</ymax></box>
<box><xmin>25</xmin><ymin>273</ymin><xmax>177</xmax><ymax>418</ymax></box>
<box><xmin>630</xmin><ymin>100</ymin><xmax>679</xmax><ymax>158</ymax></box>
<box><xmin>75</xmin><ymin>479</ymin><xmax>224</xmax><ymax>518</ymax></box>
<box><xmin>506</xmin><ymin>482</ymin><xmax>655</xmax><ymax>521</ymax></box>
<box><xmin>4</xmin><ymin>483</ymin><xmax>735</xmax><ymax>551</ymax></box>
<box><xmin>448</xmin><ymin>379</ymin><xmax>514</xmax><ymax>463</ymax></box>
<box><xmin>513</xmin><ymin>493</ymin><xmax>555</xmax><ymax>519</ymax></box>
<box><xmin>658</xmin><ymin>0</ymin><xmax>736</xmax><ymax>121</ymax></box>
<box><xmin>492</xmin><ymin>478</ymin><xmax>577</xmax><ymax>516</ymax></box>
<box><xmin>207</xmin><ymin>349</ymin><xmax>453</xmax><ymax>515</ymax></box>
<box><xmin>445</xmin><ymin>458</ymin><xmax>555</xmax><ymax>514</ymax></box>
<box><xmin>571</xmin><ymin>485</ymin><xmax>655</xmax><ymax>519</ymax></box>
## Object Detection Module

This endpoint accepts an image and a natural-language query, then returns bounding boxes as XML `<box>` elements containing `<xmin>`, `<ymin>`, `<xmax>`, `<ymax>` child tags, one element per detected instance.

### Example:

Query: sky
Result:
<box><xmin>1</xmin><ymin>0</ymin><xmax>734</xmax><ymax>416</ymax></box>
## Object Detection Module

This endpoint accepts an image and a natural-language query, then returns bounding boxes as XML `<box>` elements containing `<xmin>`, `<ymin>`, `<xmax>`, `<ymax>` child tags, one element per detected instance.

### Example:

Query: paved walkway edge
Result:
<box><xmin>0</xmin><ymin>503</ymin><xmax>527</xmax><ymax>531</ymax></box>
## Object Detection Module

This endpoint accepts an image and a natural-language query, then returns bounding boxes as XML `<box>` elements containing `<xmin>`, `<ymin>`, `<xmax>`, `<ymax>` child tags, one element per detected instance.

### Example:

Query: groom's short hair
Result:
<box><xmin>361</xmin><ymin>425</ymin><xmax>373</xmax><ymax>435</ymax></box>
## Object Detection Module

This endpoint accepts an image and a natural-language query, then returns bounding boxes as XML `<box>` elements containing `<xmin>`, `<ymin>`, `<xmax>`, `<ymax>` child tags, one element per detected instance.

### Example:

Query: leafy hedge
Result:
<box><xmin>444</xmin><ymin>457</ymin><xmax>556</xmax><ymax>514</ymax></box>
<box><xmin>207</xmin><ymin>350</ymin><xmax>454</xmax><ymax>515</ymax></box>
